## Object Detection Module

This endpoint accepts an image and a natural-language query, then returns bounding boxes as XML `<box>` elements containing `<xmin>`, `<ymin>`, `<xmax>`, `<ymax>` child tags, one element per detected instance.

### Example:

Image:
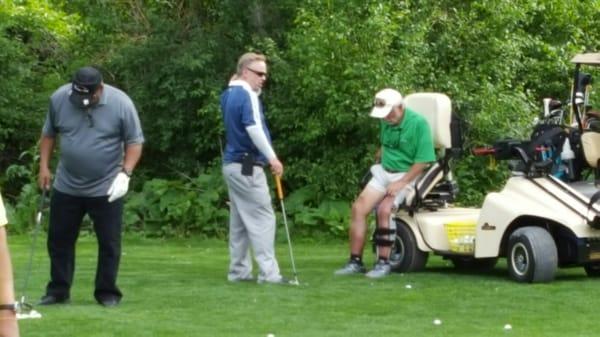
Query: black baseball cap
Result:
<box><xmin>69</xmin><ymin>66</ymin><xmax>103</xmax><ymax>108</ymax></box>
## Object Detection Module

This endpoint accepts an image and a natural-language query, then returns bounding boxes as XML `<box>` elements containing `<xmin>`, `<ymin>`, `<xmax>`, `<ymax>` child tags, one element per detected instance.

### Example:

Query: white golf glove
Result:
<box><xmin>107</xmin><ymin>172</ymin><xmax>130</xmax><ymax>202</ymax></box>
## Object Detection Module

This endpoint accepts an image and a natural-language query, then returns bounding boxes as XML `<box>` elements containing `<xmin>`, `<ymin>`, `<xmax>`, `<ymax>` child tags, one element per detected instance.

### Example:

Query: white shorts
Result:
<box><xmin>366</xmin><ymin>164</ymin><xmax>416</xmax><ymax>207</ymax></box>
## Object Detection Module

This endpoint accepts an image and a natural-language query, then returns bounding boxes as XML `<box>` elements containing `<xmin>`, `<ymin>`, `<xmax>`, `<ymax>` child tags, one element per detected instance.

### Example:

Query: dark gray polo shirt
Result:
<box><xmin>42</xmin><ymin>83</ymin><xmax>144</xmax><ymax>197</ymax></box>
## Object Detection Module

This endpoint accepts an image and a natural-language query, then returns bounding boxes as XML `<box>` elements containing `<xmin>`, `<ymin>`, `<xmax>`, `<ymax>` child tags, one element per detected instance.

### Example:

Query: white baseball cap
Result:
<box><xmin>370</xmin><ymin>88</ymin><xmax>403</xmax><ymax>118</ymax></box>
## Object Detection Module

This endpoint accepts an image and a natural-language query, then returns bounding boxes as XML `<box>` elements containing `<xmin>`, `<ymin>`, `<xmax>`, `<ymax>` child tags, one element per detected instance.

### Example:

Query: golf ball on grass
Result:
<box><xmin>267</xmin><ymin>334</ymin><xmax>275</xmax><ymax>337</ymax></box>
<box><xmin>433</xmin><ymin>319</ymin><xmax>442</xmax><ymax>325</ymax></box>
<box><xmin>504</xmin><ymin>324</ymin><xmax>512</xmax><ymax>331</ymax></box>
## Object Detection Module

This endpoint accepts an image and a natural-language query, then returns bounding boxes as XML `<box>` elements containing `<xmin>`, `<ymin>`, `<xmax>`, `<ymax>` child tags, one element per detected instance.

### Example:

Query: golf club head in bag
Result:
<box><xmin>17</xmin><ymin>189</ymin><xmax>48</xmax><ymax>320</ymax></box>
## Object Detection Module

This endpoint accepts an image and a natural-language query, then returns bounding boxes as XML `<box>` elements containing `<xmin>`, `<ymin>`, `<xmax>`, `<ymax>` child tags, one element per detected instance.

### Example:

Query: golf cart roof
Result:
<box><xmin>571</xmin><ymin>53</ymin><xmax>600</xmax><ymax>65</ymax></box>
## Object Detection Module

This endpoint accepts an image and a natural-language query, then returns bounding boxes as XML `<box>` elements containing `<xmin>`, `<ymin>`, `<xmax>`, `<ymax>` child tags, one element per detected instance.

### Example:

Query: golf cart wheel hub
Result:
<box><xmin>511</xmin><ymin>242</ymin><xmax>530</xmax><ymax>276</ymax></box>
<box><xmin>390</xmin><ymin>237</ymin><xmax>405</xmax><ymax>267</ymax></box>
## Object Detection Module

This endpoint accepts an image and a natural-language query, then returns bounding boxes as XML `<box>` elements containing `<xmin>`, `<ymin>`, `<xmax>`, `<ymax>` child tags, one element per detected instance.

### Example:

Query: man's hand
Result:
<box><xmin>386</xmin><ymin>180</ymin><xmax>407</xmax><ymax>197</ymax></box>
<box><xmin>107</xmin><ymin>172</ymin><xmax>130</xmax><ymax>202</ymax></box>
<box><xmin>269</xmin><ymin>158</ymin><xmax>284</xmax><ymax>177</ymax></box>
<box><xmin>38</xmin><ymin>166</ymin><xmax>52</xmax><ymax>191</ymax></box>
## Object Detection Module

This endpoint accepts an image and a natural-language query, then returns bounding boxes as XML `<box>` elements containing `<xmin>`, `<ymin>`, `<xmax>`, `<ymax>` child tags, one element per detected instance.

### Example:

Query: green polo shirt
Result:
<box><xmin>380</xmin><ymin>107</ymin><xmax>435</xmax><ymax>172</ymax></box>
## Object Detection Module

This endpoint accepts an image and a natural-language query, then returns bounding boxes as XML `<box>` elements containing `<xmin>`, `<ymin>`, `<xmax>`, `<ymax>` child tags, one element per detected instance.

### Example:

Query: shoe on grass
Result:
<box><xmin>365</xmin><ymin>260</ymin><xmax>391</xmax><ymax>279</ymax></box>
<box><xmin>228</xmin><ymin>276</ymin><xmax>255</xmax><ymax>283</ymax></box>
<box><xmin>97</xmin><ymin>296</ymin><xmax>120</xmax><ymax>307</ymax></box>
<box><xmin>257</xmin><ymin>276</ymin><xmax>293</xmax><ymax>285</ymax></box>
<box><xmin>334</xmin><ymin>260</ymin><xmax>366</xmax><ymax>275</ymax></box>
<box><xmin>38</xmin><ymin>294</ymin><xmax>70</xmax><ymax>306</ymax></box>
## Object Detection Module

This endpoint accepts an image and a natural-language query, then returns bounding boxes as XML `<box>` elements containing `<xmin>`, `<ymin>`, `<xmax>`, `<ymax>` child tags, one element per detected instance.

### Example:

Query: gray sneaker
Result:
<box><xmin>365</xmin><ymin>261</ymin><xmax>391</xmax><ymax>279</ymax></box>
<box><xmin>334</xmin><ymin>260</ymin><xmax>367</xmax><ymax>275</ymax></box>
<box><xmin>228</xmin><ymin>276</ymin><xmax>255</xmax><ymax>283</ymax></box>
<box><xmin>257</xmin><ymin>276</ymin><xmax>293</xmax><ymax>285</ymax></box>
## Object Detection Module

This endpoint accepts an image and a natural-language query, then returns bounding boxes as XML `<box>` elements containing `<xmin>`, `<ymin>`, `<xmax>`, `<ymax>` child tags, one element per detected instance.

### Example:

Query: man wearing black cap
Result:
<box><xmin>37</xmin><ymin>66</ymin><xmax>144</xmax><ymax>307</ymax></box>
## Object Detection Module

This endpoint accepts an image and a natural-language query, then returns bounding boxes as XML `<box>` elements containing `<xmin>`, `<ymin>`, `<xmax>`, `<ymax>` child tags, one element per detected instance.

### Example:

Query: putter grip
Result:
<box><xmin>275</xmin><ymin>175</ymin><xmax>284</xmax><ymax>200</ymax></box>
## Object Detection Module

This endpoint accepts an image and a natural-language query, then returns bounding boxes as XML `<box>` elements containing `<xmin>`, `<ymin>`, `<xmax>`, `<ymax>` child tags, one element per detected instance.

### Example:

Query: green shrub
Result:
<box><xmin>4</xmin><ymin>0</ymin><xmax>600</xmax><ymax>236</ymax></box>
<box><xmin>123</xmin><ymin>166</ymin><xmax>229</xmax><ymax>238</ymax></box>
<box><xmin>280</xmin><ymin>184</ymin><xmax>350</xmax><ymax>238</ymax></box>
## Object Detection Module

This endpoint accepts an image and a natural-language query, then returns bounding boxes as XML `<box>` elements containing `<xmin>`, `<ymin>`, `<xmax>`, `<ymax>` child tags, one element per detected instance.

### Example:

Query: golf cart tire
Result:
<box><xmin>390</xmin><ymin>219</ymin><xmax>429</xmax><ymax>273</ymax></box>
<box><xmin>450</xmin><ymin>256</ymin><xmax>498</xmax><ymax>271</ymax></box>
<box><xmin>584</xmin><ymin>263</ymin><xmax>600</xmax><ymax>277</ymax></box>
<box><xmin>507</xmin><ymin>227</ymin><xmax>558</xmax><ymax>283</ymax></box>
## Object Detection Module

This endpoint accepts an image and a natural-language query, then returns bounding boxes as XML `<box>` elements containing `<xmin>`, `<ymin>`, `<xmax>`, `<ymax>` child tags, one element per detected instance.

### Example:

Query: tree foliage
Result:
<box><xmin>0</xmin><ymin>1</ymin><xmax>78</xmax><ymax>192</ymax></box>
<box><xmin>2</xmin><ymin>0</ymin><xmax>600</xmax><ymax>235</ymax></box>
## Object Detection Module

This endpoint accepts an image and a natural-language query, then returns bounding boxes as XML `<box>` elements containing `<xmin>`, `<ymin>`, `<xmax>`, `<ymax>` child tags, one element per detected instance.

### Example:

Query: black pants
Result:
<box><xmin>45</xmin><ymin>189</ymin><xmax>124</xmax><ymax>302</ymax></box>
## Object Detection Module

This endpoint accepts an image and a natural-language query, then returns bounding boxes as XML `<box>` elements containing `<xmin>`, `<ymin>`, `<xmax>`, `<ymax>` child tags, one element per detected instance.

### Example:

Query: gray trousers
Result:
<box><xmin>223</xmin><ymin>163</ymin><xmax>281</xmax><ymax>282</ymax></box>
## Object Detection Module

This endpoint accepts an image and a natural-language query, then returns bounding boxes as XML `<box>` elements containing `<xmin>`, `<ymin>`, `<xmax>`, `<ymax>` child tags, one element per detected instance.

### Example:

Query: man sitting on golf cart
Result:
<box><xmin>335</xmin><ymin>88</ymin><xmax>436</xmax><ymax>279</ymax></box>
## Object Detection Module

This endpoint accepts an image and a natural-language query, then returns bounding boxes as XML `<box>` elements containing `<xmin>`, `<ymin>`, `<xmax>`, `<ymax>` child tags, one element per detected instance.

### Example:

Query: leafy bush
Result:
<box><xmin>279</xmin><ymin>184</ymin><xmax>350</xmax><ymax>238</ymax></box>
<box><xmin>0</xmin><ymin>2</ymin><xmax>76</xmax><ymax>196</ymax></box>
<box><xmin>3</xmin><ymin>182</ymin><xmax>46</xmax><ymax>234</ymax></box>
<box><xmin>123</xmin><ymin>166</ymin><xmax>229</xmax><ymax>238</ymax></box>
<box><xmin>4</xmin><ymin>1</ymin><xmax>600</xmax><ymax>237</ymax></box>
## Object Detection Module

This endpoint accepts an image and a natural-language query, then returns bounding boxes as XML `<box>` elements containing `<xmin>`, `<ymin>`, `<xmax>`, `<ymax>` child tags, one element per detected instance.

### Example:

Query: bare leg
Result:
<box><xmin>349</xmin><ymin>186</ymin><xmax>385</xmax><ymax>256</ymax></box>
<box><xmin>0</xmin><ymin>227</ymin><xmax>19</xmax><ymax>337</ymax></box>
<box><xmin>375</xmin><ymin>195</ymin><xmax>396</xmax><ymax>259</ymax></box>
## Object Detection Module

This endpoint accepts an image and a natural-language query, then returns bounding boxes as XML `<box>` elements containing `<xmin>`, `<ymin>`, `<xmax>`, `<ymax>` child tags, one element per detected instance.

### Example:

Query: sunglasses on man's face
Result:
<box><xmin>247</xmin><ymin>68</ymin><xmax>268</xmax><ymax>79</ymax></box>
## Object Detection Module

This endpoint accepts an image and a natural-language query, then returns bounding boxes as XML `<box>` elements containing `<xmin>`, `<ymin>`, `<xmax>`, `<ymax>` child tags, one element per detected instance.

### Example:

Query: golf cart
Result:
<box><xmin>385</xmin><ymin>53</ymin><xmax>600</xmax><ymax>283</ymax></box>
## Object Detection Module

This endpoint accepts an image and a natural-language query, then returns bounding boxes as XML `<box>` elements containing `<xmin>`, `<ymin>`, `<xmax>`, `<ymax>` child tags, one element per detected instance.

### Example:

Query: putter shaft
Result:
<box><xmin>275</xmin><ymin>176</ymin><xmax>299</xmax><ymax>284</ymax></box>
<box><xmin>20</xmin><ymin>189</ymin><xmax>47</xmax><ymax>310</ymax></box>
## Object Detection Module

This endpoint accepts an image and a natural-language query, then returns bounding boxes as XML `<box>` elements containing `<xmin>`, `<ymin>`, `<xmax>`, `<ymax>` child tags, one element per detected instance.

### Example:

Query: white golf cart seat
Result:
<box><xmin>582</xmin><ymin>131</ymin><xmax>600</xmax><ymax>170</ymax></box>
<box><xmin>400</xmin><ymin>93</ymin><xmax>455</xmax><ymax>210</ymax></box>
<box><xmin>566</xmin><ymin>131</ymin><xmax>600</xmax><ymax>199</ymax></box>
<box><xmin>582</xmin><ymin>131</ymin><xmax>600</xmax><ymax>185</ymax></box>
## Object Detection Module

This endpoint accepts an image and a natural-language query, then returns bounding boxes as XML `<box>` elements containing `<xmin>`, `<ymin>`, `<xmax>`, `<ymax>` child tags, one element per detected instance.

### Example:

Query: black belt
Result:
<box><xmin>383</xmin><ymin>167</ymin><xmax>402</xmax><ymax>173</ymax></box>
<box><xmin>232</xmin><ymin>161</ymin><xmax>265</xmax><ymax>167</ymax></box>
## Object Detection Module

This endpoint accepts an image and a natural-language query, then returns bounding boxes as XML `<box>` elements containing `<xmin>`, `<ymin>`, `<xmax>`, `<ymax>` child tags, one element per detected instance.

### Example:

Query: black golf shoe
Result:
<box><xmin>38</xmin><ymin>294</ymin><xmax>70</xmax><ymax>305</ymax></box>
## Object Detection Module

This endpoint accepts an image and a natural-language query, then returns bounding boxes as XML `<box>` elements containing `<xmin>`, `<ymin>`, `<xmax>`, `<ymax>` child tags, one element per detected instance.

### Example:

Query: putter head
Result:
<box><xmin>15</xmin><ymin>300</ymin><xmax>42</xmax><ymax>320</ymax></box>
<box><xmin>289</xmin><ymin>278</ymin><xmax>300</xmax><ymax>286</ymax></box>
<box><xmin>16</xmin><ymin>309</ymin><xmax>42</xmax><ymax>320</ymax></box>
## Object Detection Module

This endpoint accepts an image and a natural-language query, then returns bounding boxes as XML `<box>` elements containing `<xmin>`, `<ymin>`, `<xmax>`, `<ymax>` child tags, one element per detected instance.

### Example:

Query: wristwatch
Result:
<box><xmin>122</xmin><ymin>168</ymin><xmax>133</xmax><ymax>177</ymax></box>
<box><xmin>0</xmin><ymin>302</ymin><xmax>17</xmax><ymax>312</ymax></box>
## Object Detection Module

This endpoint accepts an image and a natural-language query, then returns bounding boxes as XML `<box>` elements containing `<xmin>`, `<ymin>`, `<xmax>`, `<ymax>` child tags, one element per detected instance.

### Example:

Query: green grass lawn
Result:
<box><xmin>8</xmin><ymin>233</ymin><xmax>600</xmax><ymax>337</ymax></box>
